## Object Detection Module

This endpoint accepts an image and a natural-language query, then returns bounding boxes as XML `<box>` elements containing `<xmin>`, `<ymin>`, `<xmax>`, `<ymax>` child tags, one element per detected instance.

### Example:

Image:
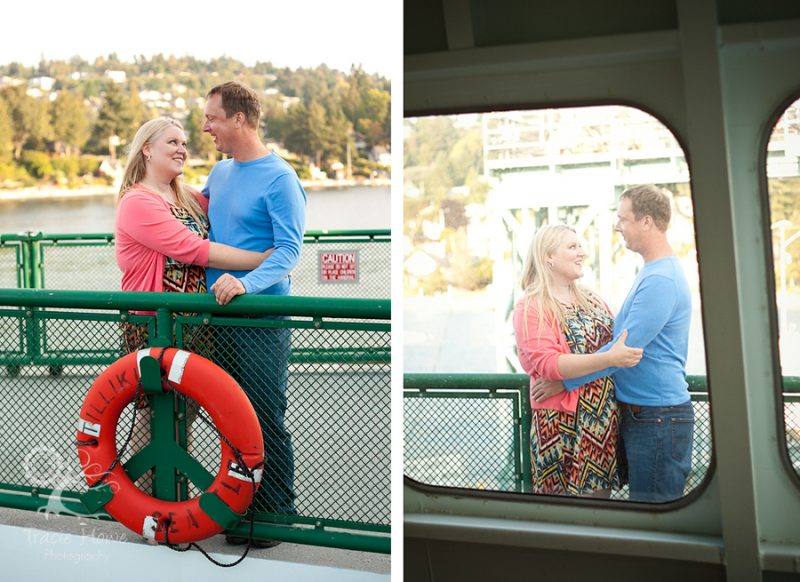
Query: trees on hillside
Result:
<box><xmin>51</xmin><ymin>92</ymin><xmax>90</xmax><ymax>156</ymax></box>
<box><xmin>0</xmin><ymin>86</ymin><xmax>52</xmax><ymax>159</ymax></box>
<box><xmin>0</xmin><ymin>98</ymin><xmax>13</xmax><ymax>163</ymax></box>
<box><xmin>404</xmin><ymin>115</ymin><xmax>493</xmax><ymax>295</ymax></box>
<box><xmin>184</xmin><ymin>107</ymin><xmax>217</xmax><ymax>161</ymax></box>
<box><xmin>0</xmin><ymin>56</ymin><xmax>390</xmax><ymax>179</ymax></box>
<box><xmin>91</xmin><ymin>82</ymin><xmax>145</xmax><ymax>157</ymax></box>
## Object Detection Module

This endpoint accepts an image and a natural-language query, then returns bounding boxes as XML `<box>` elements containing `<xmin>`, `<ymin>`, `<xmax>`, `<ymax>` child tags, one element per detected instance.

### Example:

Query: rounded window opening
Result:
<box><xmin>404</xmin><ymin>105</ymin><xmax>710</xmax><ymax>504</ymax></box>
<box><xmin>765</xmin><ymin>95</ymin><xmax>800</xmax><ymax>482</ymax></box>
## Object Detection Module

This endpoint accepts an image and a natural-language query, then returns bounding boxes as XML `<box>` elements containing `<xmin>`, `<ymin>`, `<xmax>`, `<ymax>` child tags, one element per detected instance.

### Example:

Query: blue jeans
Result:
<box><xmin>222</xmin><ymin>319</ymin><xmax>296</xmax><ymax>516</ymax></box>
<box><xmin>620</xmin><ymin>400</ymin><xmax>694</xmax><ymax>503</ymax></box>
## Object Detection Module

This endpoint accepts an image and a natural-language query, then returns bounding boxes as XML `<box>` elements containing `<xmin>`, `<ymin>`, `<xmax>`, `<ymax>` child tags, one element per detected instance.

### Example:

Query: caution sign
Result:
<box><xmin>319</xmin><ymin>250</ymin><xmax>359</xmax><ymax>283</ymax></box>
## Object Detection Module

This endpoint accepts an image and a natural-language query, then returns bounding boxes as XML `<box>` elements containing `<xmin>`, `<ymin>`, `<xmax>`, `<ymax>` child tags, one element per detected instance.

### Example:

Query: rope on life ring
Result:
<box><xmin>75</xmin><ymin>347</ymin><xmax>264</xmax><ymax>545</ymax></box>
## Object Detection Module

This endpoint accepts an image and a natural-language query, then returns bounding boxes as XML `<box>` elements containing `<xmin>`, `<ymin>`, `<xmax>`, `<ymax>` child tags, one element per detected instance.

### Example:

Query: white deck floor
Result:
<box><xmin>0</xmin><ymin>507</ymin><xmax>390</xmax><ymax>580</ymax></box>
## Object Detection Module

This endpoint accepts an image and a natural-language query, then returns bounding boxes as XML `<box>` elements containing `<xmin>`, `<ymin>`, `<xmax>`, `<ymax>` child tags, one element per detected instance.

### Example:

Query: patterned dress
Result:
<box><xmin>530</xmin><ymin>303</ymin><xmax>620</xmax><ymax>495</ymax></box>
<box><xmin>122</xmin><ymin>203</ymin><xmax>212</xmax><ymax>359</ymax></box>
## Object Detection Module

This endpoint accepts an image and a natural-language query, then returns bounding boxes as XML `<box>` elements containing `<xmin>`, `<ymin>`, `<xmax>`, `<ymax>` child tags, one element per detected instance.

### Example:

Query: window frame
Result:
<box><xmin>403</xmin><ymin>101</ymin><xmax>716</xmax><ymax>511</ymax></box>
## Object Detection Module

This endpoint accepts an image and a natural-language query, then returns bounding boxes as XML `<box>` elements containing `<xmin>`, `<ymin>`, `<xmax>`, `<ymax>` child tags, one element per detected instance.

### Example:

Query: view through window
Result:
<box><xmin>766</xmin><ymin>96</ymin><xmax>800</xmax><ymax>481</ymax></box>
<box><xmin>404</xmin><ymin>105</ymin><xmax>710</xmax><ymax>502</ymax></box>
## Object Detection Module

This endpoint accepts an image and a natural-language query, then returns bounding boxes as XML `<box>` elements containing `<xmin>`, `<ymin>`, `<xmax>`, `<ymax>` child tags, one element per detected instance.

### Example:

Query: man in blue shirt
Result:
<box><xmin>532</xmin><ymin>185</ymin><xmax>693</xmax><ymax>502</ymax></box>
<box><xmin>202</xmin><ymin>81</ymin><xmax>307</xmax><ymax>544</ymax></box>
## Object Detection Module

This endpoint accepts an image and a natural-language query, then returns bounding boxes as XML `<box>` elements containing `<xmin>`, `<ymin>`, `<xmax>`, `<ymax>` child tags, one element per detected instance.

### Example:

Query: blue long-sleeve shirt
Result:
<box><xmin>563</xmin><ymin>256</ymin><xmax>692</xmax><ymax>406</ymax></box>
<box><xmin>202</xmin><ymin>153</ymin><xmax>307</xmax><ymax>296</ymax></box>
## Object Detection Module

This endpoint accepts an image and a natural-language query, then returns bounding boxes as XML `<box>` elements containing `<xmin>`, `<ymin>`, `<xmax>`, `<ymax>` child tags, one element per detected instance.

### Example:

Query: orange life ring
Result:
<box><xmin>76</xmin><ymin>347</ymin><xmax>264</xmax><ymax>544</ymax></box>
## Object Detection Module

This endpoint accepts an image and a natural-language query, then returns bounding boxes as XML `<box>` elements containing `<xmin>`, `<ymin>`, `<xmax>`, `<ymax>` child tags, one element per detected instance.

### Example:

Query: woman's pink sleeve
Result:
<box><xmin>118</xmin><ymin>193</ymin><xmax>210</xmax><ymax>266</ymax></box>
<box><xmin>513</xmin><ymin>301</ymin><xmax>566</xmax><ymax>381</ymax></box>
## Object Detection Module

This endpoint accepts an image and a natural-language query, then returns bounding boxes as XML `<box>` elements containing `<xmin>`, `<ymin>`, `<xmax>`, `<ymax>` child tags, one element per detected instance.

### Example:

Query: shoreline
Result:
<box><xmin>0</xmin><ymin>185</ymin><xmax>115</xmax><ymax>202</ymax></box>
<box><xmin>0</xmin><ymin>178</ymin><xmax>391</xmax><ymax>202</ymax></box>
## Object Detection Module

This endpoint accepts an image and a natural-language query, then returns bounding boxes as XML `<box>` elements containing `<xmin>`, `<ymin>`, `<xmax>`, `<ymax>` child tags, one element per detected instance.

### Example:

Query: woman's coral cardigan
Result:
<box><xmin>115</xmin><ymin>186</ymin><xmax>210</xmax><ymax>293</ymax></box>
<box><xmin>513</xmin><ymin>296</ymin><xmax>579</xmax><ymax>413</ymax></box>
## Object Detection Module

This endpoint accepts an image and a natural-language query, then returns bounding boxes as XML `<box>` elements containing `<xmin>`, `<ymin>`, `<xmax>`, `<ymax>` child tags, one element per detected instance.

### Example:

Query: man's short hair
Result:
<box><xmin>207</xmin><ymin>81</ymin><xmax>261</xmax><ymax>129</ymax></box>
<box><xmin>621</xmin><ymin>184</ymin><xmax>672</xmax><ymax>231</ymax></box>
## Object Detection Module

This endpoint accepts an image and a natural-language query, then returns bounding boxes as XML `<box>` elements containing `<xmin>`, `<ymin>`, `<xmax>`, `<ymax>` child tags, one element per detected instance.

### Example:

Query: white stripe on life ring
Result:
<box><xmin>142</xmin><ymin>515</ymin><xmax>158</xmax><ymax>540</ymax></box>
<box><xmin>228</xmin><ymin>461</ymin><xmax>263</xmax><ymax>483</ymax></box>
<box><xmin>136</xmin><ymin>349</ymin><xmax>152</xmax><ymax>374</ymax></box>
<box><xmin>168</xmin><ymin>350</ymin><xmax>191</xmax><ymax>384</ymax></box>
<box><xmin>77</xmin><ymin>417</ymin><xmax>101</xmax><ymax>437</ymax></box>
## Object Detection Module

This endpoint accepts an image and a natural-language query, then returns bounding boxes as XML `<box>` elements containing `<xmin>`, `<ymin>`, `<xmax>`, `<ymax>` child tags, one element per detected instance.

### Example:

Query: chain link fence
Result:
<box><xmin>294</xmin><ymin>234</ymin><xmax>390</xmax><ymax>298</ymax></box>
<box><xmin>38</xmin><ymin>240</ymin><xmax>118</xmax><ymax>291</ymax></box>
<box><xmin>405</xmin><ymin>391</ymin><xmax>523</xmax><ymax>492</ymax></box>
<box><xmin>0</xmin><ymin>291</ymin><xmax>390</xmax><ymax>551</ymax></box>
<box><xmin>0</xmin><ymin>238</ymin><xmax>25</xmax><ymax>289</ymax></box>
<box><xmin>785</xmin><ymin>391</ymin><xmax>800</xmax><ymax>476</ymax></box>
<box><xmin>403</xmin><ymin>374</ymin><xmax>725</xmax><ymax>501</ymax></box>
<box><xmin>3</xmin><ymin>231</ymin><xmax>390</xmax><ymax>298</ymax></box>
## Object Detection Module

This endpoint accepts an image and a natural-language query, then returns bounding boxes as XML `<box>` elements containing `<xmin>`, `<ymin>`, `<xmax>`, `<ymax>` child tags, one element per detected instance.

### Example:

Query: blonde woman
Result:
<box><xmin>513</xmin><ymin>224</ymin><xmax>642</xmax><ymax>497</ymax></box>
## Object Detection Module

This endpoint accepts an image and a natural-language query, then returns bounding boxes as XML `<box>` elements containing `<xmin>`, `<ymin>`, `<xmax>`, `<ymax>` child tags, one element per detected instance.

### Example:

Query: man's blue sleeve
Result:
<box><xmin>240</xmin><ymin>174</ymin><xmax>307</xmax><ymax>294</ymax></box>
<box><xmin>562</xmin><ymin>275</ymin><xmax>676</xmax><ymax>390</ymax></box>
<box><xmin>200</xmin><ymin>166</ymin><xmax>216</xmax><ymax>198</ymax></box>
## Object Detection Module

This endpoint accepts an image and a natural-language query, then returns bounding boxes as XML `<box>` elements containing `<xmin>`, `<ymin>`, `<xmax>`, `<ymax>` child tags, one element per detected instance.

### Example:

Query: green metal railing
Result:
<box><xmin>0</xmin><ymin>289</ymin><xmax>390</xmax><ymax>553</ymax></box>
<box><xmin>0</xmin><ymin>233</ymin><xmax>35</xmax><ymax>289</ymax></box>
<box><xmin>0</xmin><ymin>230</ymin><xmax>391</xmax><ymax>297</ymax></box>
<box><xmin>404</xmin><ymin>373</ymin><xmax>800</xmax><ymax>498</ymax></box>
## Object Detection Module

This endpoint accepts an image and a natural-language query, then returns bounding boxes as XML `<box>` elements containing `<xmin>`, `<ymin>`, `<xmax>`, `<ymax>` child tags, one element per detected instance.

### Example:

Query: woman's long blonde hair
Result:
<box><xmin>117</xmin><ymin>117</ymin><xmax>206</xmax><ymax>224</ymax></box>
<box><xmin>519</xmin><ymin>224</ymin><xmax>602</xmax><ymax>337</ymax></box>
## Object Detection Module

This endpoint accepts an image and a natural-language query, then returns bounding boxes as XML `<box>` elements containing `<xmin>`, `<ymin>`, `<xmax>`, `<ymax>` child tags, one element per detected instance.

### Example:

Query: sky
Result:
<box><xmin>1</xmin><ymin>0</ymin><xmax>395</xmax><ymax>76</ymax></box>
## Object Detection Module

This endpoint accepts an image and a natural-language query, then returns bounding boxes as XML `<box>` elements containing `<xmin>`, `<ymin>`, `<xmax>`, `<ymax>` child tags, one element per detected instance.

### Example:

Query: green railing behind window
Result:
<box><xmin>404</xmin><ymin>373</ymin><xmax>800</xmax><ymax>498</ymax></box>
<box><xmin>0</xmin><ymin>230</ymin><xmax>390</xmax><ymax>298</ymax></box>
<box><xmin>0</xmin><ymin>289</ymin><xmax>390</xmax><ymax>553</ymax></box>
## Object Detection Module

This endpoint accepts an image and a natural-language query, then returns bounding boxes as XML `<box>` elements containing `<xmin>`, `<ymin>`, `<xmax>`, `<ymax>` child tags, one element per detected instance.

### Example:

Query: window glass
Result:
<box><xmin>404</xmin><ymin>106</ymin><xmax>710</xmax><ymax>503</ymax></box>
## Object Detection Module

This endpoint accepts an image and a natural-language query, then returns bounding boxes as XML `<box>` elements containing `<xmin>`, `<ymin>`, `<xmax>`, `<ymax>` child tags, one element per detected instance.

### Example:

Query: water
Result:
<box><xmin>0</xmin><ymin>185</ymin><xmax>390</xmax><ymax>234</ymax></box>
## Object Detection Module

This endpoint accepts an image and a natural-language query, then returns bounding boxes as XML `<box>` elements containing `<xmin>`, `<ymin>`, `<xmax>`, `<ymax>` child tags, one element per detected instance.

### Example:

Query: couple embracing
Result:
<box><xmin>513</xmin><ymin>185</ymin><xmax>694</xmax><ymax>503</ymax></box>
<box><xmin>115</xmin><ymin>80</ymin><xmax>306</xmax><ymax>546</ymax></box>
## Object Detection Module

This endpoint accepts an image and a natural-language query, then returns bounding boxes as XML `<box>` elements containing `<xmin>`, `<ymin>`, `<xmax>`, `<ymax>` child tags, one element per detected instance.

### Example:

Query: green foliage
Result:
<box><xmin>0</xmin><ymin>97</ymin><xmax>13</xmax><ymax>163</ymax></box>
<box><xmin>50</xmin><ymin>156</ymin><xmax>80</xmax><ymax>178</ymax></box>
<box><xmin>184</xmin><ymin>107</ymin><xmax>217</xmax><ymax>161</ymax></box>
<box><xmin>0</xmin><ymin>55</ymin><xmax>389</xmax><ymax>187</ymax></box>
<box><xmin>90</xmin><ymin>82</ymin><xmax>141</xmax><ymax>154</ymax></box>
<box><xmin>0</xmin><ymin>162</ymin><xmax>18</xmax><ymax>182</ymax></box>
<box><xmin>405</xmin><ymin>116</ymin><xmax>495</xmax><ymax>294</ymax></box>
<box><xmin>283</xmin><ymin>103</ymin><xmax>313</xmax><ymax>158</ymax></box>
<box><xmin>403</xmin><ymin>196</ymin><xmax>429</xmax><ymax>235</ymax></box>
<box><xmin>448</xmin><ymin>128</ymin><xmax>483</xmax><ymax>184</ymax></box>
<box><xmin>262</xmin><ymin>95</ymin><xmax>289</xmax><ymax>140</ymax></box>
<box><xmin>1</xmin><ymin>85</ymin><xmax>51</xmax><ymax>158</ymax></box>
<box><xmin>404</xmin><ymin>117</ymin><xmax>484</xmax><ymax>203</ymax></box>
<box><xmin>353</xmin><ymin>157</ymin><xmax>379</xmax><ymax>178</ymax></box>
<box><xmin>51</xmin><ymin>92</ymin><xmax>90</xmax><ymax>154</ymax></box>
<box><xmin>77</xmin><ymin>155</ymin><xmax>102</xmax><ymax>176</ymax></box>
<box><xmin>465</xmin><ymin>173</ymin><xmax>490</xmax><ymax>204</ymax></box>
<box><xmin>25</xmin><ymin>97</ymin><xmax>54</xmax><ymax>150</ymax></box>
<box><xmin>284</xmin><ymin>156</ymin><xmax>311</xmax><ymax>180</ymax></box>
<box><xmin>404</xmin><ymin>117</ymin><xmax>459</xmax><ymax>169</ymax></box>
<box><xmin>356</xmin><ymin>88</ymin><xmax>390</xmax><ymax>147</ymax></box>
<box><xmin>307</xmin><ymin>100</ymin><xmax>332</xmax><ymax>166</ymax></box>
<box><xmin>20</xmin><ymin>150</ymin><xmax>54</xmax><ymax>179</ymax></box>
<box><xmin>181</xmin><ymin>165</ymin><xmax>203</xmax><ymax>185</ymax></box>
